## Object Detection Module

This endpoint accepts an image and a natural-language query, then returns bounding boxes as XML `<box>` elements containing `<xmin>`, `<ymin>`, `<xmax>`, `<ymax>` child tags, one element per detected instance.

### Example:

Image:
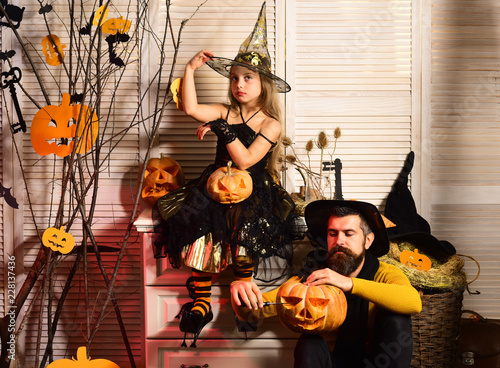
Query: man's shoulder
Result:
<box><xmin>375</xmin><ymin>261</ymin><xmax>410</xmax><ymax>281</ymax></box>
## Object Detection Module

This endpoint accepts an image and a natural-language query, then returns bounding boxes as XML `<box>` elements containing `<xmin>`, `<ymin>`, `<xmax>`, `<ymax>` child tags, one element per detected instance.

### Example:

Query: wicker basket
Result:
<box><xmin>411</xmin><ymin>287</ymin><xmax>464</xmax><ymax>368</ymax></box>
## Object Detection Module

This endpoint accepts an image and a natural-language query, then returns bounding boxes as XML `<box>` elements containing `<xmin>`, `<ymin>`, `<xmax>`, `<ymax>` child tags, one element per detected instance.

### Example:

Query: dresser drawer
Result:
<box><xmin>146</xmin><ymin>339</ymin><xmax>296</xmax><ymax>368</ymax></box>
<box><xmin>145</xmin><ymin>285</ymin><xmax>296</xmax><ymax>340</ymax></box>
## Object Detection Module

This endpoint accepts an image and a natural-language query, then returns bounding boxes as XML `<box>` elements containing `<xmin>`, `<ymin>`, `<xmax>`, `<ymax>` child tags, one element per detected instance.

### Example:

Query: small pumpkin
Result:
<box><xmin>206</xmin><ymin>161</ymin><xmax>253</xmax><ymax>204</ymax></box>
<box><xmin>400</xmin><ymin>248</ymin><xmax>432</xmax><ymax>271</ymax></box>
<box><xmin>141</xmin><ymin>155</ymin><xmax>185</xmax><ymax>206</ymax></box>
<box><xmin>31</xmin><ymin>93</ymin><xmax>99</xmax><ymax>157</ymax></box>
<box><xmin>276</xmin><ymin>278</ymin><xmax>347</xmax><ymax>334</ymax></box>
<box><xmin>102</xmin><ymin>16</ymin><xmax>131</xmax><ymax>35</ymax></box>
<box><xmin>42</xmin><ymin>226</ymin><xmax>75</xmax><ymax>254</ymax></box>
<box><xmin>47</xmin><ymin>346</ymin><xmax>119</xmax><ymax>368</ymax></box>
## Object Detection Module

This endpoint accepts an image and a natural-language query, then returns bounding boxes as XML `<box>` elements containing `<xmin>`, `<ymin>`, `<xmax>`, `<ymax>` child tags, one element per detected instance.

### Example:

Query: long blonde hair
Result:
<box><xmin>227</xmin><ymin>73</ymin><xmax>283</xmax><ymax>179</ymax></box>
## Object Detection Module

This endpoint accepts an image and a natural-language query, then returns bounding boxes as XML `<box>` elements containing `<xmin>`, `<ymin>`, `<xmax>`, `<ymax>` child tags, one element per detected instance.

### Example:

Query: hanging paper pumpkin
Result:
<box><xmin>141</xmin><ymin>155</ymin><xmax>185</xmax><ymax>206</ymax></box>
<box><xmin>31</xmin><ymin>93</ymin><xmax>99</xmax><ymax>157</ymax></box>
<box><xmin>276</xmin><ymin>278</ymin><xmax>347</xmax><ymax>334</ymax></box>
<box><xmin>92</xmin><ymin>5</ymin><xmax>109</xmax><ymax>26</ymax></box>
<box><xmin>42</xmin><ymin>226</ymin><xmax>75</xmax><ymax>255</ymax></box>
<box><xmin>400</xmin><ymin>248</ymin><xmax>432</xmax><ymax>271</ymax></box>
<box><xmin>206</xmin><ymin>161</ymin><xmax>253</xmax><ymax>204</ymax></box>
<box><xmin>102</xmin><ymin>16</ymin><xmax>131</xmax><ymax>35</ymax></box>
<box><xmin>47</xmin><ymin>346</ymin><xmax>119</xmax><ymax>368</ymax></box>
<box><xmin>41</xmin><ymin>34</ymin><xmax>66</xmax><ymax>66</ymax></box>
<box><xmin>170</xmin><ymin>78</ymin><xmax>184</xmax><ymax>110</ymax></box>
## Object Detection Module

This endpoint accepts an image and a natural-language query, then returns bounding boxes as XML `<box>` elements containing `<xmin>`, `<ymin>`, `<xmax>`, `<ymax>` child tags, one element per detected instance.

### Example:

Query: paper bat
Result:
<box><xmin>0</xmin><ymin>181</ymin><xmax>19</xmax><ymax>209</ymax></box>
<box><xmin>0</xmin><ymin>49</ymin><xmax>15</xmax><ymax>61</ymax></box>
<box><xmin>105</xmin><ymin>32</ymin><xmax>130</xmax><ymax>67</ymax></box>
<box><xmin>38</xmin><ymin>3</ymin><xmax>52</xmax><ymax>14</ymax></box>
<box><xmin>79</xmin><ymin>12</ymin><xmax>94</xmax><ymax>35</ymax></box>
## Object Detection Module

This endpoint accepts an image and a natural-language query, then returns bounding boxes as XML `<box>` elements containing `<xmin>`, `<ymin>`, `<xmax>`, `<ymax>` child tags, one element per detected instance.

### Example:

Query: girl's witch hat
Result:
<box><xmin>206</xmin><ymin>2</ymin><xmax>290</xmax><ymax>93</ymax></box>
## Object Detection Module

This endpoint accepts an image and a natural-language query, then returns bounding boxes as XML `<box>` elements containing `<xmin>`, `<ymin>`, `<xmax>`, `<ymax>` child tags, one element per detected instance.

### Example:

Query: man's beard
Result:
<box><xmin>326</xmin><ymin>245</ymin><xmax>365</xmax><ymax>275</ymax></box>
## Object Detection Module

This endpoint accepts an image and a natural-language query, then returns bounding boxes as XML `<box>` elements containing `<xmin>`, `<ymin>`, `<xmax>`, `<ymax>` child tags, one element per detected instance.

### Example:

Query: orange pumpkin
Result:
<box><xmin>400</xmin><ymin>248</ymin><xmax>432</xmax><ymax>271</ymax></box>
<box><xmin>47</xmin><ymin>346</ymin><xmax>119</xmax><ymax>368</ymax></box>
<box><xmin>141</xmin><ymin>156</ymin><xmax>185</xmax><ymax>206</ymax></box>
<box><xmin>206</xmin><ymin>161</ymin><xmax>253</xmax><ymax>204</ymax></box>
<box><xmin>42</xmin><ymin>226</ymin><xmax>75</xmax><ymax>254</ymax></box>
<box><xmin>102</xmin><ymin>16</ymin><xmax>131</xmax><ymax>35</ymax></box>
<box><xmin>276</xmin><ymin>278</ymin><xmax>347</xmax><ymax>334</ymax></box>
<box><xmin>31</xmin><ymin>93</ymin><xmax>99</xmax><ymax>157</ymax></box>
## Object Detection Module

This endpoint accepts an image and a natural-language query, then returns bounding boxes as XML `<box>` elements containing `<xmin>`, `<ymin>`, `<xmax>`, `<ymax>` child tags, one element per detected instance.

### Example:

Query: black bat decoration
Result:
<box><xmin>79</xmin><ymin>12</ymin><xmax>94</xmax><ymax>35</ymax></box>
<box><xmin>0</xmin><ymin>181</ymin><xmax>19</xmax><ymax>209</ymax></box>
<box><xmin>0</xmin><ymin>49</ymin><xmax>15</xmax><ymax>61</ymax></box>
<box><xmin>70</xmin><ymin>92</ymin><xmax>83</xmax><ymax>104</ymax></box>
<box><xmin>38</xmin><ymin>3</ymin><xmax>52</xmax><ymax>14</ymax></box>
<box><xmin>105</xmin><ymin>32</ymin><xmax>130</xmax><ymax>67</ymax></box>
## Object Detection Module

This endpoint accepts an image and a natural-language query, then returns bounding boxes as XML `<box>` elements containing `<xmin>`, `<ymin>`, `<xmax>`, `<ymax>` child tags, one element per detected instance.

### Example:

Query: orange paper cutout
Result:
<box><xmin>41</xmin><ymin>34</ymin><xmax>66</xmax><ymax>66</ymax></box>
<box><xmin>31</xmin><ymin>93</ymin><xmax>99</xmax><ymax>157</ymax></box>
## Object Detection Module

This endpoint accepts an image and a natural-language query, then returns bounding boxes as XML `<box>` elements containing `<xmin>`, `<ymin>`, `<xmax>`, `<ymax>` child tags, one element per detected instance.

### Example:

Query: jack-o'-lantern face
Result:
<box><xmin>30</xmin><ymin>93</ymin><xmax>99</xmax><ymax>157</ymax></box>
<box><xmin>141</xmin><ymin>156</ymin><xmax>185</xmax><ymax>206</ymax></box>
<box><xmin>102</xmin><ymin>16</ymin><xmax>131</xmax><ymax>35</ymax></box>
<box><xmin>277</xmin><ymin>278</ymin><xmax>347</xmax><ymax>334</ymax></box>
<box><xmin>206</xmin><ymin>161</ymin><xmax>253</xmax><ymax>204</ymax></box>
<box><xmin>400</xmin><ymin>248</ymin><xmax>432</xmax><ymax>271</ymax></box>
<box><xmin>42</xmin><ymin>226</ymin><xmax>75</xmax><ymax>255</ymax></box>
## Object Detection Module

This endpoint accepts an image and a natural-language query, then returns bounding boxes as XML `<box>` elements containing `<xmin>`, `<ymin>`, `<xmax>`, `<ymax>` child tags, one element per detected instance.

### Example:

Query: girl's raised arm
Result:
<box><xmin>182</xmin><ymin>50</ymin><xmax>226</xmax><ymax>122</ymax></box>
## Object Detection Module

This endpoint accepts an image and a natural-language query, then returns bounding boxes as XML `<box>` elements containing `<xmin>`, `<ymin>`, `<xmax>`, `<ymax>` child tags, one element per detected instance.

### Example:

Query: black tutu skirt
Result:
<box><xmin>152</xmin><ymin>163</ymin><xmax>298</xmax><ymax>282</ymax></box>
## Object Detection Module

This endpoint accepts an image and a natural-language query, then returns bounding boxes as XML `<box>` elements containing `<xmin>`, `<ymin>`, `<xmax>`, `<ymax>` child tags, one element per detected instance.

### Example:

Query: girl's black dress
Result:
<box><xmin>152</xmin><ymin>117</ymin><xmax>297</xmax><ymax>281</ymax></box>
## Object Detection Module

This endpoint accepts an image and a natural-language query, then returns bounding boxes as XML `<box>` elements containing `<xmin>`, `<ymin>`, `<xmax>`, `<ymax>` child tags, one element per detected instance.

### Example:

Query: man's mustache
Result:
<box><xmin>328</xmin><ymin>245</ymin><xmax>351</xmax><ymax>257</ymax></box>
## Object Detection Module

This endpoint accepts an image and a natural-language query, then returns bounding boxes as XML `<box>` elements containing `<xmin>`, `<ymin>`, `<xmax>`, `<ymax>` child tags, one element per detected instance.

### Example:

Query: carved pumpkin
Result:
<box><xmin>31</xmin><ymin>93</ymin><xmax>99</xmax><ymax>157</ymax></box>
<box><xmin>42</xmin><ymin>226</ymin><xmax>75</xmax><ymax>254</ymax></box>
<box><xmin>276</xmin><ymin>278</ymin><xmax>347</xmax><ymax>334</ymax></box>
<box><xmin>400</xmin><ymin>248</ymin><xmax>432</xmax><ymax>271</ymax></box>
<box><xmin>141</xmin><ymin>155</ymin><xmax>185</xmax><ymax>206</ymax></box>
<box><xmin>206</xmin><ymin>161</ymin><xmax>253</xmax><ymax>204</ymax></box>
<box><xmin>41</xmin><ymin>34</ymin><xmax>66</xmax><ymax>66</ymax></box>
<box><xmin>47</xmin><ymin>346</ymin><xmax>119</xmax><ymax>368</ymax></box>
<box><xmin>102</xmin><ymin>16</ymin><xmax>131</xmax><ymax>35</ymax></box>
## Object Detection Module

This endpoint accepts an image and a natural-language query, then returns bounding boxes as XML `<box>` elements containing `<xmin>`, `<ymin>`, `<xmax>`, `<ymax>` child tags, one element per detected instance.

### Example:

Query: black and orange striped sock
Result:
<box><xmin>232</xmin><ymin>257</ymin><xmax>255</xmax><ymax>282</ymax></box>
<box><xmin>191</xmin><ymin>270</ymin><xmax>212</xmax><ymax>316</ymax></box>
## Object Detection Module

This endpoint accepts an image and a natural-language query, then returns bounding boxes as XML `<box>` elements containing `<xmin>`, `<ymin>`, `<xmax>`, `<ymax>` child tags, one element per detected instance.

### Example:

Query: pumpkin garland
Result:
<box><xmin>276</xmin><ymin>278</ymin><xmax>347</xmax><ymax>334</ymax></box>
<box><xmin>206</xmin><ymin>161</ymin><xmax>253</xmax><ymax>204</ymax></box>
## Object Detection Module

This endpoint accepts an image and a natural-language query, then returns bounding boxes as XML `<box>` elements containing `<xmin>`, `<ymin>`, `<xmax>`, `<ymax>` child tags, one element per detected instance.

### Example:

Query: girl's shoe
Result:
<box><xmin>179</xmin><ymin>306</ymin><xmax>213</xmax><ymax>348</ymax></box>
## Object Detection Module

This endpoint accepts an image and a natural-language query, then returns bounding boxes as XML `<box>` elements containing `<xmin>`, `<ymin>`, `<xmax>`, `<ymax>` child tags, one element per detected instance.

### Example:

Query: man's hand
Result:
<box><xmin>303</xmin><ymin>268</ymin><xmax>354</xmax><ymax>293</ymax></box>
<box><xmin>230</xmin><ymin>280</ymin><xmax>263</xmax><ymax>310</ymax></box>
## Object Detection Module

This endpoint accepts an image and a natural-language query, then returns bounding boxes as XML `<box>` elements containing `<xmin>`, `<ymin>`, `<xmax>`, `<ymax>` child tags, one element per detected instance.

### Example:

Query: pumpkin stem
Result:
<box><xmin>76</xmin><ymin>346</ymin><xmax>90</xmax><ymax>361</ymax></box>
<box><xmin>227</xmin><ymin>160</ymin><xmax>232</xmax><ymax>175</ymax></box>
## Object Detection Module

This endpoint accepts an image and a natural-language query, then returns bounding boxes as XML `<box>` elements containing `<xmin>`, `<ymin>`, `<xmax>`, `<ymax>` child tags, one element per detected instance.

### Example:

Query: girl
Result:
<box><xmin>153</xmin><ymin>2</ymin><xmax>296</xmax><ymax>347</ymax></box>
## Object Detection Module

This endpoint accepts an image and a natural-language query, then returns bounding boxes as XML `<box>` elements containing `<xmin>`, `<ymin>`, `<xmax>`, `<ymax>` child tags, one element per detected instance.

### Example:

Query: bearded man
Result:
<box><xmin>231</xmin><ymin>200</ymin><xmax>422</xmax><ymax>368</ymax></box>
